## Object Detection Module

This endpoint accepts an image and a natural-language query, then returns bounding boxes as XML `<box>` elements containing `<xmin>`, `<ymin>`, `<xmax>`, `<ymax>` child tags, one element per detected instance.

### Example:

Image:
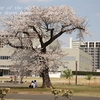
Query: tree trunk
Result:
<box><xmin>40</xmin><ymin>47</ymin><xmax>54</xmax><ymax>88</ymax></box>
<box><xmin>20</xmin><ymin>75</ymin><xmax>24</xmax><ymax>83</ymax></box>
<box><xmin>41</xmin><ymin>68</ymin><xmax>53</xmax><ymax>88</ymax></box>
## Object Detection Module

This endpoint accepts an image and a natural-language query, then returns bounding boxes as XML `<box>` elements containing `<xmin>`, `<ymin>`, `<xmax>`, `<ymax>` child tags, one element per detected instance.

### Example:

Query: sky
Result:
<box><xmin>0</xmin><ymin>0</ymin><xmax>100</xmax><ymax>47</ymax></box>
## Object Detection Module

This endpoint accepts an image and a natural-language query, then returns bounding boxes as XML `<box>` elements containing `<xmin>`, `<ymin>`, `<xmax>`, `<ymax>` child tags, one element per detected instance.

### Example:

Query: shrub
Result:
<box><xmin>0</xmin><ymin>88</ymin><xmax>10</xmax><ymax>100</ymax></box>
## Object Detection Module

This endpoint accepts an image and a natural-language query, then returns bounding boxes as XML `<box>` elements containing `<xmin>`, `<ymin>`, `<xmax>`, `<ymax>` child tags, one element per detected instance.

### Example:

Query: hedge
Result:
<box><xmin>72</xmin><ymin>71</ymin><xmax>100</xmax><ymax>76</ymax></box>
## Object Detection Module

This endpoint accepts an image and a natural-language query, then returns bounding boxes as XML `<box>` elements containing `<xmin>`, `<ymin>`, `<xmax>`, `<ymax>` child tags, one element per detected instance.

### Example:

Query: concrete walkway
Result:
<box><xmin>0</xmin><ymin>82</ymin><xmax>29</xmax><ymax>88</ymax></box>
<box><xmin>5</xmin><ymin>94</ymin><xmax>100</xmax><ymax>100</ymax></box>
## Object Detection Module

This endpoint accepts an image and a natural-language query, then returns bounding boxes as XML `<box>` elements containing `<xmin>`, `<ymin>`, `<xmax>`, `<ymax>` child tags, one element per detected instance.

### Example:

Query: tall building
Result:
<box><xmin>69</xmin><ymin>37</ymin><xmax>84</xmax><ymax>49</ymax></box>
<box><xmin>70</xmin><ymin>37</ymin><xmax>100</xmax><ymax>71</ymax></box>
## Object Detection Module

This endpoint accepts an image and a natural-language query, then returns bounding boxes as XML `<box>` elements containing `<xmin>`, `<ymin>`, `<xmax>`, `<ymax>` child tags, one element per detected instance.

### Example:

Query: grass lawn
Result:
<box><xmin>8</xmin><ymin>84</ymin><xmax>100</xmax><ymax>97</ymax></box>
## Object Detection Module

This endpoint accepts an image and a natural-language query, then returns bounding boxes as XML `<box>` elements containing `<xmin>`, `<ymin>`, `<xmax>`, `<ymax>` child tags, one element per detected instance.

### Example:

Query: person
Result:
<box><xmin>29</xmin><ymin>81</ymin><xmax>35</xmax><ymax>88</ymax></box>
<box><xmin>34</xmin><ymin>80</ymin><xmax>38</xmax><ymax>88</ymax></box>
<box><xmin>10</xmin><ymin>76</ymin><xmax>13</xmax><ymax>82</ymax></box>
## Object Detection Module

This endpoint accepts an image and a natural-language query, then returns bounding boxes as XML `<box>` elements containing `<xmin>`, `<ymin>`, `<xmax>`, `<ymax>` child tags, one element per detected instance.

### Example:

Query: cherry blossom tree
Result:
<box><xmin>10</xmin><ymin>41</ymin><xmax>63</xmax><ymax>84</ymax></box>
<box><xmin>0</xmin><ymin>5</ymin><xmax>89</xmax><ymax>88</ymax></box>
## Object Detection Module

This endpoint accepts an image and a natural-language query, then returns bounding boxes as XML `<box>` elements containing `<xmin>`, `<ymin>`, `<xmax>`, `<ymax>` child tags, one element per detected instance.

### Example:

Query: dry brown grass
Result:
<box><xmin>0</xmin><ymin>76</ymin><xmax>100</xmax><ymax>86</ymax></box>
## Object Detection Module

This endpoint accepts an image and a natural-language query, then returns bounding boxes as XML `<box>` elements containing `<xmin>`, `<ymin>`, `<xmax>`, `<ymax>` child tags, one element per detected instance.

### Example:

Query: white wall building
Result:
<box><xmin>0</xmin><ymin>34</ymin><xmax>93</xmax><ymax>77</ymax></box>
<box><xmin>0</xmin><ymin>47</ymin><xmax>14</xmax><ymax>76</ymax></box>
<box><xmin>70</xmin><ymin>37</ymin><xmax>100</xmax><ymax>71</ymax></box>
<box><xmin>60</xmin><ymin>48</ymin><xmax>92</xmax><ymax>72</ymax></box>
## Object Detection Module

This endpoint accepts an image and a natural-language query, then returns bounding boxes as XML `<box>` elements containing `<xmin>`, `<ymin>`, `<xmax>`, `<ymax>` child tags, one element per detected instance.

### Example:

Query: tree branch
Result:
<box><xmin>29</xmin><ymin>25</ymin><xmax>45</xmax><ymax>49</ymax></box>
<box><xmin>23</xmin><ymin>31</ymin><xmax>36</xmax><ymax>51</ymax></box>
<box><xmin>44</xmin><ymin>26</ymin><xmax>85</xmax><ymax>47</ymax></box>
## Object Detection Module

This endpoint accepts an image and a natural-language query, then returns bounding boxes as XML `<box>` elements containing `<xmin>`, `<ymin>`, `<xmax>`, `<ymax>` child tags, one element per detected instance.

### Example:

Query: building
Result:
<box><xmin>70</xmin><ymin>37</ymin><xmax>85</xmax><ymax>49</ymax></box>
<box><xmin>0</xmin><ymin>34</ymin><xmax>15</xmax><ymax>76</ymax></box>
<box><xmin>0</xmin><ymin>47</ymin><xmax>14</xmax><ymax>76</ymax></box>
<box><xmin>0</xmin><ymin>33</ymin><xmax>61</xmax><ymax>76</ymax></box>
<box><xmin>70</xmin><ymin>37</ymin><xmax>100</xmax><ymax>71</ymax></box>
<box><xmin>60</xmin><ymin>48</ymin><xmax>92</xmax><ymax>72</ymax></box>
<box><xmin>0</xmin><ymin>33</ymin><xmax>93</xmax><ymax>76</ymax></box>
<box><xmin>49</xmin><ymin>47</ymin><xmax>92</xmax><ymax>78</ymax></box>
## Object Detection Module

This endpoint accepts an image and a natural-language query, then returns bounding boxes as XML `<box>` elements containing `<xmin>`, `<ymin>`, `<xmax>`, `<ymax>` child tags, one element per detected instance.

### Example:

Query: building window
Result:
<box><xmin>62</xmin><ymin>56</ymin><xmax>76</xmax><ymax>61</ymax></box>
<box><xmin>0</xmin><ymin>65</ymin><xmax>11</xmax><ymax>68</ymax></box>
<box><xmin>0</xmin><ymin>56</ymin><xmax>10</xmax><ymax>60</ymax></box>
<box><xmin>63</xmin><ymin>66</ymin><xmax>68</xmax><ymax>68</ymax></box>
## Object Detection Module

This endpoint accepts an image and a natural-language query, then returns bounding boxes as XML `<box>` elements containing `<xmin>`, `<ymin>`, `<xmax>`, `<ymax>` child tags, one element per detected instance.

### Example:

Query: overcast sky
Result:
<box><xmin>0</xmin><ymin>0</ymin><xmax>100</xmax><ymax>47</ymax></box>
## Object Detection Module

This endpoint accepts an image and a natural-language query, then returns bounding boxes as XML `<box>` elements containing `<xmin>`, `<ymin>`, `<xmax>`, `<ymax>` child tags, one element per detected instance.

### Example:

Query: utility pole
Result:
<box><xmin>75</xmin><ymin>61</ymin><xmax>77</xmax><ymax>85</ymax></box>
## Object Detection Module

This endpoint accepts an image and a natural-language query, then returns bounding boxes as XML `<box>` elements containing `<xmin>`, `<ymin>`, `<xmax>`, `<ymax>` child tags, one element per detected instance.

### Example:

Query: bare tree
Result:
<box><xmin>0</xmin><ymin>5</ymin><xmax>89</xmax><ymax>88</ymax></box>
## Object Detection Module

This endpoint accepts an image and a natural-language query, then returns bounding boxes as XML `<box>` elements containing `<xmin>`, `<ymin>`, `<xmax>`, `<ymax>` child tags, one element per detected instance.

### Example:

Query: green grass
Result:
<box><xmin>8</xmin><ymin>83</ymin><xmax>100</xmax><ymax>97</ymax></box>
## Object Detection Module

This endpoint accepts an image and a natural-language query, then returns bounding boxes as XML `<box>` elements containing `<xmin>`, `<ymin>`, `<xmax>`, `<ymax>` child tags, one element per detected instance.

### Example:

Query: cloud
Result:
<box><xmin>17</xmin><ymin>0</ymin><xmax>50</xmax><ymax>3</ymax></box>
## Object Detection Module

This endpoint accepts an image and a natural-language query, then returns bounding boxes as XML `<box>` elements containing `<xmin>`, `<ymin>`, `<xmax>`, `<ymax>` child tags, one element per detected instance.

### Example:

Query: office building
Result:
<box><xmin>0</xmin><ymin>34</ymin><xmax>93</xmax><ymax>76</ymax></box>
<box><xmin>70</xmin><ymin>37</ymin><xmax>100</xmax><ymax>71</ymax></box>
<box><xmin>60</xmin><ymin>48</ymin><xmax>92</xmax><ymax>71</ymax></box>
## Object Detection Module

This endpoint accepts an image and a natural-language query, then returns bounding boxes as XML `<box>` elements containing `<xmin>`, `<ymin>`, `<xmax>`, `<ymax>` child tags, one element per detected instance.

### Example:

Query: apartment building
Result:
<box><xmin>70</xmin><ymin>37</ymin><xmax>100</xmax><ymax>71</ymax></box>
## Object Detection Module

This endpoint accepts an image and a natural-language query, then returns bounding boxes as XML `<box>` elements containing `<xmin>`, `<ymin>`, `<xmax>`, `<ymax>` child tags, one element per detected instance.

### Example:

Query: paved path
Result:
<box><xmin>0</xmin><ymin>82</ymin><xmax>28</xmax><ymax>88</ymax></box>
<box><xmin>5</xmin><ymin>94</ymin><xmax>100</xmax><ymax>100</ymax></box>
